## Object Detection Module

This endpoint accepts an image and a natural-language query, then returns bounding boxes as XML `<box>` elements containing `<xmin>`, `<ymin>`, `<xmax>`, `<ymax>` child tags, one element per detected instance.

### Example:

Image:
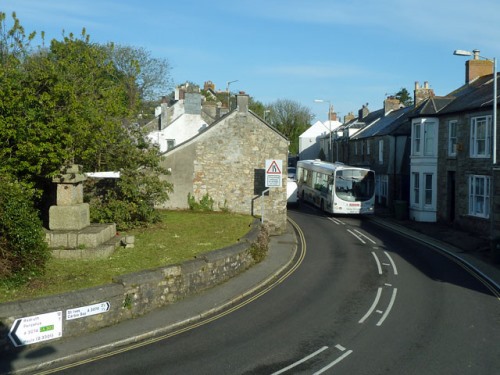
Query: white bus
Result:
<box><xmin>296</xmin><ymin>160</ymin><xmax>375</xmax><ymax>215</ymax></box>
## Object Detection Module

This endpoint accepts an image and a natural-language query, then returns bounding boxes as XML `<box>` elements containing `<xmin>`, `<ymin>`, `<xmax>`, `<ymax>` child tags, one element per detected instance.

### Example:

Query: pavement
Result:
<box><xmin>3</xmin><ymin>213</ymin><xmax>500</xmax><ymax>375</ymax></box>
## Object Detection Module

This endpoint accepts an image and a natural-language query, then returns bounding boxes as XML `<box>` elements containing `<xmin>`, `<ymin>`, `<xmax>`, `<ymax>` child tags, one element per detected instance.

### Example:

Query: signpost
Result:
<box><xmin>8</xmin><ymin>311</ymin><xmax>63</xmax><ymax>347</ymax></box>
<box><xmin>265</xmin><ymin>159</ymin><xmax>282</xmax><ymax>187</ymax></box>
<box><xmin>262</xmin><ymin>159</ymin><xmax>283</xmax><ymax>223</ymax></box>
<box><xmin>66</xmin><ymin>301</ymin><xmax>110</xmax><ymax>320</ymax></box>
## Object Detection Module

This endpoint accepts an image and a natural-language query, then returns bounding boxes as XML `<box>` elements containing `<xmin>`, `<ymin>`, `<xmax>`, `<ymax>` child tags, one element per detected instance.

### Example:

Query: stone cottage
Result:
<box><xmin>158</xmin><ymin>93</ymin><xmax>289</xmax><ymax>234</ymax></box>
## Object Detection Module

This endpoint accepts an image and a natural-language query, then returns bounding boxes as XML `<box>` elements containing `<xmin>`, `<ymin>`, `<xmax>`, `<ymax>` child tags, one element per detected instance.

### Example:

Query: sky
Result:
<box><xmin>3</xmin><ymin>0</ymin><xmax>500</xmax><ymax>122</ymax></box>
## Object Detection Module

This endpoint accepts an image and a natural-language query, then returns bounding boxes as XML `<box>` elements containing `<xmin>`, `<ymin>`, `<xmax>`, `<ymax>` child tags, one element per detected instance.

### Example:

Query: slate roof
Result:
<box><xmin>351</xmin><ymin>107</ymin><xmax>412</xmax><ymax>139</ymax></box>
<box><xmin>438</xmin><ymin>74</ymin><xmax>499</xmax><ymax>115</ymax></box>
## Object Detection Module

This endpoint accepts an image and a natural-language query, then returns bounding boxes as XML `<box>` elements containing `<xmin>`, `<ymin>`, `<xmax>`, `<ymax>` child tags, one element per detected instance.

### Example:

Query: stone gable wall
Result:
<box><xmin>160</xmin><ymin>110</ymin><xmax>289</xmax><ymax>234</ymax></box>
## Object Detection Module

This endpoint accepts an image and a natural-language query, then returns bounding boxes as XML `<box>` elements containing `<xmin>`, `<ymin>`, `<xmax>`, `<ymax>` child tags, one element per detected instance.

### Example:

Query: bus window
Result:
<box><xmin>335</xmin><ymin>170</ymin><xmax>374</xmax><ymax>202</ymax></box>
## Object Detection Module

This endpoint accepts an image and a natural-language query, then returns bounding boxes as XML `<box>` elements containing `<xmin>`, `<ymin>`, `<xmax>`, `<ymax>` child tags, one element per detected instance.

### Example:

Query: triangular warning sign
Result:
<box><xmin>267</xmin><ymin>160</ymin><xmax>281</xmax><ymax>174</ymax></box>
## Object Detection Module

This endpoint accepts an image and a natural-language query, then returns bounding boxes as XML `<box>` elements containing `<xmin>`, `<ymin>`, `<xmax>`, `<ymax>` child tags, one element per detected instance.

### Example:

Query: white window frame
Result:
<box><xmin>423</xmin><ymin>122</ymin><xmax>436</xmax><ymax>156</ymax></box>
<box><xmin>412</xmin><ymin>123</ymin><xmax>421</xmax><ymax>155</ymax></box>
<box><xmin>470</xmin><ymin>116</ymin><xmax>492</xmax><ymax>158</ymax></box>
<box><xmin>378</xmin><ymin>140</ymin><xmax>384</xmax><ymax>164</ymax></box>
<box><xmin>448</xmin><ymin>120</ymin><xmax>457</xmax><ymax>157</ymax></box>
<box><xmin>412</xmin><ymin>172</ymin><xmax>420</xmax><ymax>205</ymax></box>
<box><xmin>468</xmin><ymin>175</ymin><xmax>490</xmax><ymax>218</ymax></box>
<box><xmin>424</xmin><ymin>173</ymin><xmax>433</xmax><ymax>206</ymax></box>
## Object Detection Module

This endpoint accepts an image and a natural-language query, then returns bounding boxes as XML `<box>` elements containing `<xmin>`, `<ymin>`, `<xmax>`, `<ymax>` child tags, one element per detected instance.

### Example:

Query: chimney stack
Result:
<box><xmin>236</xmin><ymin>92</ymin><xmax>249</xmax><ymax>113</ymax></box>
<box><xmin>358</xmin><ymin>104</ymin><xmax>369</xmax><ymax>120</ymax></box>
<box><xmin>414</xmin><ymin>81</ymin><xmax>435</xmax><ymax>107</ymax></box>
<box><xmin>383</xmin><ymin>96</ymin><xmax>402</xmax><ymax>114</ymax></box>
<box><xmin>343</xmin><ymin>112</ymin><xmax>355</xmax><ymax>123</ymax></box>
<box><xmin>465</xmin><ymin>49</ymin><xmax>493</xmax><ymax>84</ymax></box>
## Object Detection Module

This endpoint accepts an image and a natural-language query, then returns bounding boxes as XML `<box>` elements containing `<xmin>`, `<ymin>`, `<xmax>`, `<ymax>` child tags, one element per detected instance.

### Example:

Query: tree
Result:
<box><xmin>110</xmin><ymin>44</ymin><xmax>173</xmax><ymax>104</ymax></box>
<box><xmin>266</xmin><ymin>99</ymin><xmax>312</xmax><ymax>154</ymax></box>
<box><xmin>395</xmin><ymin>87</ymin><xmax>413</xmax><ymax>107</ymax></box>
<box><xmin>0</xmin><ymin>13</ymin><xmax>172</xmax><ymax>225</ymax></box>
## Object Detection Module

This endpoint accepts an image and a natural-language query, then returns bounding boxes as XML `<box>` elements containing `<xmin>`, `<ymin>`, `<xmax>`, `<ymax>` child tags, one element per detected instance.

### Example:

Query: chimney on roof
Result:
<box><xmin>414</xmin><ymin>81</ymin><xmax>435</xmax><ymax>107</ymax></box>
<box><xmin>465</xmin><ymin>49</ymin><xmax>493</xmax><ymax>84</ymax></box>
<box><xmin>358</xmin><ymin>104</ymin><xmax>369</xmax><ymax>119</ymax></box>
<box><xmin>236</xmin><ymin>92</ymin><xmax>249</xmax><ymax>113</ymax></box>
<box><xmin>343</xmin><ymin>112</ymin><xmax>355</xmax><ymax>123</ymax></box>
<box><xmin>383</xmin><ymin>96</ymin><xmax>402</xmax><ymax>115</ymax></box>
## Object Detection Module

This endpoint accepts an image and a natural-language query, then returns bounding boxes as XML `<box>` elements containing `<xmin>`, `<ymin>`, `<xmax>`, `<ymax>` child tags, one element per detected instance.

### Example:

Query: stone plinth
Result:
<box><xmin>49</xmin><ymin>203</ymin><xmax>90</xmax><ymax>231</ymax></box>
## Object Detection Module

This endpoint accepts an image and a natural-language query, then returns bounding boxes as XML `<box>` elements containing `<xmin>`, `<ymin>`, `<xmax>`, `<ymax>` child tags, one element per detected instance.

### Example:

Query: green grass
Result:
<box><xmin>0</xmin><ymin>210</ymin><xmax>254</xmax><ymax>303</ymax></box>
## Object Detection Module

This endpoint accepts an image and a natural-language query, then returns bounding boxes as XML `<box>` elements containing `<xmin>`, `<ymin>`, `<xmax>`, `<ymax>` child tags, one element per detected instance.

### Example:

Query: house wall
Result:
<box><xmin>437</xmin><ymin>111</ymin><xmax>492</xmax><ymax>235</ymax></box>
<box><xmin>159</xmin><ymin>99</ymin><xmax>289</xmax><ymax>234</ymax></box>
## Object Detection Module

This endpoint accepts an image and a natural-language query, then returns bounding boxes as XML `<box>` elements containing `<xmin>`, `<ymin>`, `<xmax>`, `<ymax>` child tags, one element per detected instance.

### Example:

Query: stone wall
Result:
<box><xmin>0</xmin><ymin>223</ymin><xmax>262</xmax><ymax>351</ymax></box>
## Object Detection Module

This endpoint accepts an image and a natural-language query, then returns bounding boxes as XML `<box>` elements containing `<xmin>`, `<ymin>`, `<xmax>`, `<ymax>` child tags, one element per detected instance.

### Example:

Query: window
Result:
<box><xmin>354</xmin><ymin>142</ymin><xmax>358</xmax><ymax>155</ymax></box>
<box><xmin>468</xmin><ymin>175</ymin><xmax>490</xmax><ymax>218</ymax></box>
<box><xmin>470</xmin><ymin>116</ymin><xmax>491</xmax><ymax>158</ymax></box>
<box><xmin>167</xmin><ymin>139</ymin><xmax>176</xmax><ymax>150</ymax></box>
<box><xmin>413</xmin><ymin>123</ymin><xmax>421</xmax><ymax>154</ymax></box>
<box><xmin>448</xmin><ymin>120</ymin><xmax>457</xmax><ymax>156</ymax></box>
<box><xmin>423</xmin><ymin>122</ymin><xmax>435</xmax><ymax>156</ymax></box>
<box><xmin>378</xmin><ymin>140</ymin><xmax>384</xmax><ymax>164</ymax></box>
<box><xmin>412</xmin><ymin>172</ymin><xmax>420</xmax><ymax>205</ymax></box>
<box><xmin>367</xmin><ymin>140</ymin><xmax>371</xmax><ymax>155</ymax></box>
<box><xmin>424</xmin><ymin>174</ymin><xmax>433</xmax><ymax>205</ymax></box>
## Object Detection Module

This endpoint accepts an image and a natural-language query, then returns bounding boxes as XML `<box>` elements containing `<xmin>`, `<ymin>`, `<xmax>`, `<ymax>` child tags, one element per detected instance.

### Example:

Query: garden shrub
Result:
<box><xmin>0</xmin><ymin>177</ymin><xmax>50</xmax><ymax>284</ymax></box>
<box><xmin>187</xmin><ymin>192</ymin><xmax>214</xmax><ymax>211</ymax></box>
<box><xmin>248</xmin><ymin>223</ymin><xmax>270</xmax><ymax>263</ymax></box>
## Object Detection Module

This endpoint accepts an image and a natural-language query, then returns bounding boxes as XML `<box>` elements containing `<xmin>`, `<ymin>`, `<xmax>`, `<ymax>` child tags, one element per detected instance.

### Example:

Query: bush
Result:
<box><xmin>248</xmin><ymin>223</ymin><xmax>270</xmax><ymax>263</ymax></box>
<box><xmin>187</xmin><ymin>192</ymin><xmax>214</xmax><ymax>211</ymax></box>
<box><xmin>0</xmin><ymin>177</ymin><xmax>50</xmax><ymax>284</ymax></box>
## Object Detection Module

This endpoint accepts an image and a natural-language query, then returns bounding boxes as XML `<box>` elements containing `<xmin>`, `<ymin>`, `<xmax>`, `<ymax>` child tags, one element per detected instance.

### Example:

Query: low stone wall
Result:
<box><xmin>0</xmin><ymin>222</ymin><xmax>262</xmax><ymax>351</ymax></box>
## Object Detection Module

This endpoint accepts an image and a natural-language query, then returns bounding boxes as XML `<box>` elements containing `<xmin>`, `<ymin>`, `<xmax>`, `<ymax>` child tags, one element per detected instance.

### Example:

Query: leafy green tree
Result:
<box><xmin>395</xmin><ymin>87</ymin><xmax>413</xmax><ymax>107</ymax></box>
<box><xmin>0</xmin><ymin>176</ymin><xmax>49</xmax><ymax>284</ymax></box>
<box><xmin>0</xmin><ymin>13</ymin><xmax>172</xmax><ymax>225</ymax></box>
<box><xmin>267</xmin><ymin>99</ymin><xmax>312</xmax><ymax>154</ymax></box>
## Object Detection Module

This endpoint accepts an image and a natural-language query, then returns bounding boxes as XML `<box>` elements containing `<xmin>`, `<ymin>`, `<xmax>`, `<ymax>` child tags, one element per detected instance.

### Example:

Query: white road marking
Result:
<box><xmin>359</xmin><ymin>287</ymin><xmax>383</xmax><ymax>323</ymax></box>
<box><xmin>384</xmin><ymin>251</ymin><xmax>398</xmax><ymax>275</ymax></box>
<box><xmin>377</xmin><ymin>288</ymin><xmax>398</xmax><ymax>326</ymax></box>
<box><xmin>353</xmin><ymin>229</ymin><xmax>377</xmax><ymax>244</ymax></box>
<box><xmin>328</xmin><ymin>217</ymin><xmax>345</xmax><ymax>225</ymax></box>
<box><xmin>271</xmin><ymin>346</ymin><xmax>329</xmax><ymax>375</ymax></box>
<box><xmin>347</xmin><ymin>229</ymin><xmax>366</xmax><ymax>244</ymax></box>
<box><xmin>371</xmin><ymin>252</ymin><xmax>382</xmax><ymax>274</ymax></box>
<box><xmin>313</xmin><ymin>349</ymin><xmax>353</xmax><ymax>374</ymax></box>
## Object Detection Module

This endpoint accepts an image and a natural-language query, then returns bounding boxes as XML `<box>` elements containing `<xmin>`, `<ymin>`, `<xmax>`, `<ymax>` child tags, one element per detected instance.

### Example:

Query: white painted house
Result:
<box><xmin>147</xmin><ymin>92</ymin><xmax>208</xmax><ymax>153</ymax></box>
<box><xmin>299</xmin><ymin>120</ymin><xmax>341</xmax><ymax>161</ymax></box>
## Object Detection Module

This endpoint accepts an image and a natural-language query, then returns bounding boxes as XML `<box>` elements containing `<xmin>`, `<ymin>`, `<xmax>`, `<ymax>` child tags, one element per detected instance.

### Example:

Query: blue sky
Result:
<box><xmin>3</xmin><ymin>0</ymin><xmax>500</xmax><ymax>122</ymax></box>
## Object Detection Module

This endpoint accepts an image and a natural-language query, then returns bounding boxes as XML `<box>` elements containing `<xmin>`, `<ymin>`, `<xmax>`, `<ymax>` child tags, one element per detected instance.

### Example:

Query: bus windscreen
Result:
<box><xmin>335</xmin><ymin>170</ymin><xmax>375</xmax><ymax>202</ymax></box>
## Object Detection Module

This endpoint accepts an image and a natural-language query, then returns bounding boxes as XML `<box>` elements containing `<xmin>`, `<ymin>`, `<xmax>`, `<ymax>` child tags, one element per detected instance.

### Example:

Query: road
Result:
<box><xmin>56</xmin><ymin>204</ymin><xmax>500</xmax><ymax>374</ymax></box>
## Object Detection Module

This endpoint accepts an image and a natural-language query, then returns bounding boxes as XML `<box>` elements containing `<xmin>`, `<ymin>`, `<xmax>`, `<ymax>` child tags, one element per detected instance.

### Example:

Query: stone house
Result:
<box><xmin>416</xmin><ymin>53</ymin><xmax>498</xmax><ymax>237</ymax></box>
<box><xmin>158</xmin><ymin>94</ymin><xmax>289</xmax><ymax>234</ymax></box>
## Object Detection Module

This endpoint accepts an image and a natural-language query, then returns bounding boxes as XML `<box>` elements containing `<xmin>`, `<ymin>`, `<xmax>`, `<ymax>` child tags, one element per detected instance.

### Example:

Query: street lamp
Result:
<box><xmin>226</xmin><ymin>80</ymin><xmax>238</xmax><ymax>110</ymax></box>
<box><xmin>454</xmin><ymin>49</ymin><xmax>498</xmax><ymax>243</ymax></box>
<box><xmin>314</xmin><ymin>99</ymin><xmax>333</xmax><ymax>162</ymax></box>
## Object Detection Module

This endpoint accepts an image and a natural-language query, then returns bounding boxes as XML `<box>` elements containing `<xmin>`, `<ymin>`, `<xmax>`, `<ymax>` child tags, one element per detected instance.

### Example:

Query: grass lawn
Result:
<box><xmin>0</xmin><ymin>210</ymin><xmax>254</xmax><ymax>303</ymax></box>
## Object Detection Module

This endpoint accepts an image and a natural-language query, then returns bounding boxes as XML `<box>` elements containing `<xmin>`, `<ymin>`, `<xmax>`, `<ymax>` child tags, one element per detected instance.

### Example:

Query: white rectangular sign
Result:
<box><xmin>9</xmin><ymin>311</ymin><xmax>63</xmax><ymax>347</ymax></box>
<box><xmin>265</xmin><ymin>159</ymin><xmax>283</xmax><ymax>187</ymax></box>
<box><xmin>66</xmin><ymin>301</ymin><xmax>110</xmax><ymax>320</ymax></box>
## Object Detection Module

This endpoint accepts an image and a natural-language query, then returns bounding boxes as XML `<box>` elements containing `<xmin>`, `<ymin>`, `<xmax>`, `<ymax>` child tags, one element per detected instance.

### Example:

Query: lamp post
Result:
<box><xmin>454</xmin><ymin>49</ymin><xmax>498</xmax><ymax>243</ymax></box>
<box><xmin>226</xmin><ymin>80</ymin><xmax>238</xmax><ymax>110</ymax></box>
<box><xmin>314</xmin><ymin>99</ymin><xmax>333</xmax><ymax>162</ymax></box>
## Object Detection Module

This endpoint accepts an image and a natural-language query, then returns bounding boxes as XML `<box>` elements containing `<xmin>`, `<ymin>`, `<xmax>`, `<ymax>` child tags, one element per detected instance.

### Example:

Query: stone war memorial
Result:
<box><xmin>45</xmin><ymin>164</ymin><xmax>123</xmax><ymax>259</ymax></box>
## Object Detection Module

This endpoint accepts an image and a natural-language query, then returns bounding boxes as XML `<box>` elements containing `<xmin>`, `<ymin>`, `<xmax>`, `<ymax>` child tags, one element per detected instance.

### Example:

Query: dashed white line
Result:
<box><xmin>313</xmin><ymin>349</ymin><xmax>353</xmax><ymax>375</ymax></box>
<box><xmin>347</xmin><ymin>229</ymin><xmax>366</xmax><ymax>244</ymax></box>
<box><xmin>271</xmin><ymin>346</ymin><xmax>329</xmax><ymax>375</ymax></box>
<box><xmin>377</xmin><ymin>288</ymin><xmax>398</xmax><ymax>326</ymax></box>
<box><xmin>353</xmin><ymin>229</ymin><xmax>377</xmax><ymax>244</ymax></box>
<box><xmin>328</xmin><ymin>217</ymin><xmax>345</xmax><ymax>225</ymax></box>
<box><xmin>384</xmin><ymin>251</ymin><xmax>398</xmax><ymax>275</ymax></box>
<box><xmin>371</xmin><ymin>252</ymin><xmax>382</xmax><ymax>275</ymax></box>
<box><xmin>359</xmin><ymin>287</ymin><xmax>383</xmax><ymax>323</ymax></box>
